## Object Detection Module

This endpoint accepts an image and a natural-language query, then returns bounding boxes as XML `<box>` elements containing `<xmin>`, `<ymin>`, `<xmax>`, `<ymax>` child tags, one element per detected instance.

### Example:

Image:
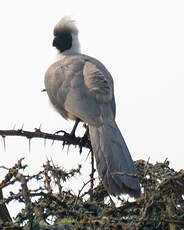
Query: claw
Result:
<box><xmin>54</xmin><ymin>130</ymin><xmax>67</xmax><ymax>136</ymax></box>
<box><xmin>54</xmin><ymin>119</ymin><xmax>80</xmax><ymax>138</ymax></box>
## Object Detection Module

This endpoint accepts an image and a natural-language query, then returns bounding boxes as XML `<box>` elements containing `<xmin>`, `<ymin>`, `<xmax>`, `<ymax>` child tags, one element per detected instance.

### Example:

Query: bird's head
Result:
<box><xmin>53</xmin><ymin>17</ymin><xmax>80</xmax><ymax>55</ymax></box>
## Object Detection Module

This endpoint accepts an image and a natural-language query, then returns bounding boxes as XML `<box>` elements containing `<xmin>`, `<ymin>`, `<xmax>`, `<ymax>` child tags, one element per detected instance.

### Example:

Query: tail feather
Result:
<box><xmin>89</xmin><ymin>120</ymin><xmax>141</xmax><ymax>198</ymax></box>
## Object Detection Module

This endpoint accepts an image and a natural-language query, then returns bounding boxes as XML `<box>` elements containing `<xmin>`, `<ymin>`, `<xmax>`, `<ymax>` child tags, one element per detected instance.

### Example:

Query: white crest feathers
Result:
<box><xmin>54</xmin><ymin>16</ymin><xmax>78</xmax><ymax>36</ymax></box>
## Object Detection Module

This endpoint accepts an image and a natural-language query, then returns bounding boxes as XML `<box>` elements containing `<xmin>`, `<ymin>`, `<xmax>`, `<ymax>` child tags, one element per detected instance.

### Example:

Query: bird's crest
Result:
<box><xmin>54</xmin><ymin>16</ymin><xmax>78</xmax><ymax>36</ymax></box>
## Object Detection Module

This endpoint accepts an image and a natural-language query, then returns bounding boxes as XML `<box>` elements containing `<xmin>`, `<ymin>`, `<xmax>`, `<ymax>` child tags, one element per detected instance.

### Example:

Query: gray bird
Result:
<box><xmin>44</xmin><ymin>17</ymin><xmax>141</xmax><ymax>197</ymax></box>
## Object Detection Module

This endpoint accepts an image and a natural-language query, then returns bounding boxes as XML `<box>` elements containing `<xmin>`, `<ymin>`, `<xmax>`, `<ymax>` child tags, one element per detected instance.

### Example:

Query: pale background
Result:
<box><xmin>0</xmin><ymin>0</ymin><xmax>184</xmax><ymax>217</ymax></box>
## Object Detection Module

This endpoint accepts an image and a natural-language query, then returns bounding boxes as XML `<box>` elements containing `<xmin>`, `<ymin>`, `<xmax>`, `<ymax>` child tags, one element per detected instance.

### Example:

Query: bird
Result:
<box><xmin>44</xmin><ymin>17</ymin><xmax>141</xmax><ymax>198</ymax></box>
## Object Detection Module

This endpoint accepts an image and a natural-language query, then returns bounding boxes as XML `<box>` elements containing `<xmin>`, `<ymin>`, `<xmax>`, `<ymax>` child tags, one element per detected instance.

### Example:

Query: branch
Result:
<box><xmin>0</xmin><ymin>128</ymin><xmax>91</xmax><ymax>149</ymax></box>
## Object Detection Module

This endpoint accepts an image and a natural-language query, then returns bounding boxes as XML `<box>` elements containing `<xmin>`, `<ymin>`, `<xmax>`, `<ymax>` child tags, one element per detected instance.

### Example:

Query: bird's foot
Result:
<box><xmin>54</xmin><ymin>129</ymin><xmax>77</xmax><ymax>140</ymax></box>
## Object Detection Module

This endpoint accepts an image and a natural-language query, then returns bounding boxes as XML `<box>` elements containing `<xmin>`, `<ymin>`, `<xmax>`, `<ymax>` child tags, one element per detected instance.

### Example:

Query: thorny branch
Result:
<box><xmin>0</xmin><ymin>128</ymin><xmax>91</xmax><ymax>150</ymax></box>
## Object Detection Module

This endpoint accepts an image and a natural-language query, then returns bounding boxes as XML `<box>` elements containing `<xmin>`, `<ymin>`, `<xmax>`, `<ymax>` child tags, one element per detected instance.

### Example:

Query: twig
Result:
<box><xmin>74</xmin><ymin>177</ymin><xmax>96</xmax><ymax>207</ymax></box>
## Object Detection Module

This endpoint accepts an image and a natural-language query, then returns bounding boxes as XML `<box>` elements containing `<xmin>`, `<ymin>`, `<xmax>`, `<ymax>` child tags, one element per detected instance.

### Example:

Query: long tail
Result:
<box><xmin>89</xmin><ymin>119</ymin><xmax>141</xmax><ymax>198</ymax></box>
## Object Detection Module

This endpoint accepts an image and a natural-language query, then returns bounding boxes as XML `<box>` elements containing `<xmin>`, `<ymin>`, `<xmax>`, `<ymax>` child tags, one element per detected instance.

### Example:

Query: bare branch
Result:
<box><xmin>0</xmin><ymin>128</ymin><xmax>91</xmax><ymax>149</ymax></box>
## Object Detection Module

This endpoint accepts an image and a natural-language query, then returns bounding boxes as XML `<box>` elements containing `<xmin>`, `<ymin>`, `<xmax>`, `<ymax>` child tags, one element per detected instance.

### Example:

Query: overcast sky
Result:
<box><xmin>0</xmin><ymin>0</ymin><xmax>184</xmax><ymax>217</ymax></box>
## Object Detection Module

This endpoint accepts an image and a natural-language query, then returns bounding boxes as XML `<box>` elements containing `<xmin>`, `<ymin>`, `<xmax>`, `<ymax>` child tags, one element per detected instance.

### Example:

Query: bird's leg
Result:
<box><xmin>79</xmin><ymin>125</ymin><xmax>91</xmax><ymax>153</ymax></box>
<box><xmin>82</xmin><ymin>125</ymin><xmax>89</xmax><ymax>140</ymax></box>
<box><xmin>70</xmin><ymin>118</ymin><xmax>80</xmax><ymax>137</ymax></box>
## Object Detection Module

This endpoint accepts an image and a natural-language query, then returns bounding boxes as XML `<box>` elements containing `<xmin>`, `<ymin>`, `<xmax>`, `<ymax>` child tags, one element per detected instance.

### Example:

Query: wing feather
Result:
<box><xmin>83</xmin><ymin>61</ymin><xmax>112</xmax><ymax>103</ymax></box>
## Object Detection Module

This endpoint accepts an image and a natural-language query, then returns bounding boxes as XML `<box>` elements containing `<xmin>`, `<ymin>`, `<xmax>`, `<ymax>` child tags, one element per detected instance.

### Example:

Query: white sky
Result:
<box><xmin>0</xmin><ymin>0</ymin><xmax>184</xmax><ymax>217</ymax></box>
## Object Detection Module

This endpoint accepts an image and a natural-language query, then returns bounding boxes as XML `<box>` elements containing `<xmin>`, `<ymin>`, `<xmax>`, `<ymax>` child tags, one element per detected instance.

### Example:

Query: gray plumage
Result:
<box><xmin>44</xmin><ymin>17</ymin><xmax>141</xmax><ymax>197</ymax></box>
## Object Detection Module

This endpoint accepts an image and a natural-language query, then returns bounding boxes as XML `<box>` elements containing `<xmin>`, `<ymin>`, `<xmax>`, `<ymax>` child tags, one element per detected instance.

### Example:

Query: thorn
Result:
<box><xmin>147</xmin><ymin>157</ymin><xmax>150</xmax><ymax>163</ymax></box>
<box><xmin>51</xmin><ymin>158</ymin><xmax>54</xmax><ymax>166</ymax></box>
<box><xmin>39</xmin><ymin>124</ymin><xmax>42</xmax><ymax>130</ymax></box>
<box><xmin>62</xmin><ymin>140</ymin><xmax>66</xmax><ymax>149</ymax></box>
<box><xmin>62</xmin><ymin>142</ymin><xmax>65</xmax><ymax>150</ymax></box>
<box><xmin>67</xmin><ymin>145</ymin><xmax>70</xmax><ymax>154</ymax></box>
<box><xmin>46</xmin><ymin>156</ymin><xmax>49</xmax><ymax>162</ymax></box>
<box><xmin>84</xmin><ymin>150</ymin><xmax>91</xmax><ymax>162</ymax></box>
<box><xmin>2</xmin><ymin>136</ymin><xmax>6</xmax><ymax>152</ymax></box>
<box><xmin>51</xmin><ymin>139</ymin><xmax>55</xmax><ymax>146</ymax></box>
<box><xmin>35</xmin><ymin>128</ymin><xmax>41</xmax><ymax>133</ymax></box>
<box><xmin>44</xmin><ymin>138</ymin><xmax>47</xmax><ymax>148</ymax></box>
<box><xmin>28</xmin><ymin>138</ymin><xmax>31</xmax><ymax>153</ymax></box>
<box><xmin>41</xmin><ymin>89</ymin><xmax>46</xmax><ymax>92</ymax></box>
<box><xmin>21</xmin><ymin>123</ymin><xmax>24</xmax><ymax>130</ymax></box>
